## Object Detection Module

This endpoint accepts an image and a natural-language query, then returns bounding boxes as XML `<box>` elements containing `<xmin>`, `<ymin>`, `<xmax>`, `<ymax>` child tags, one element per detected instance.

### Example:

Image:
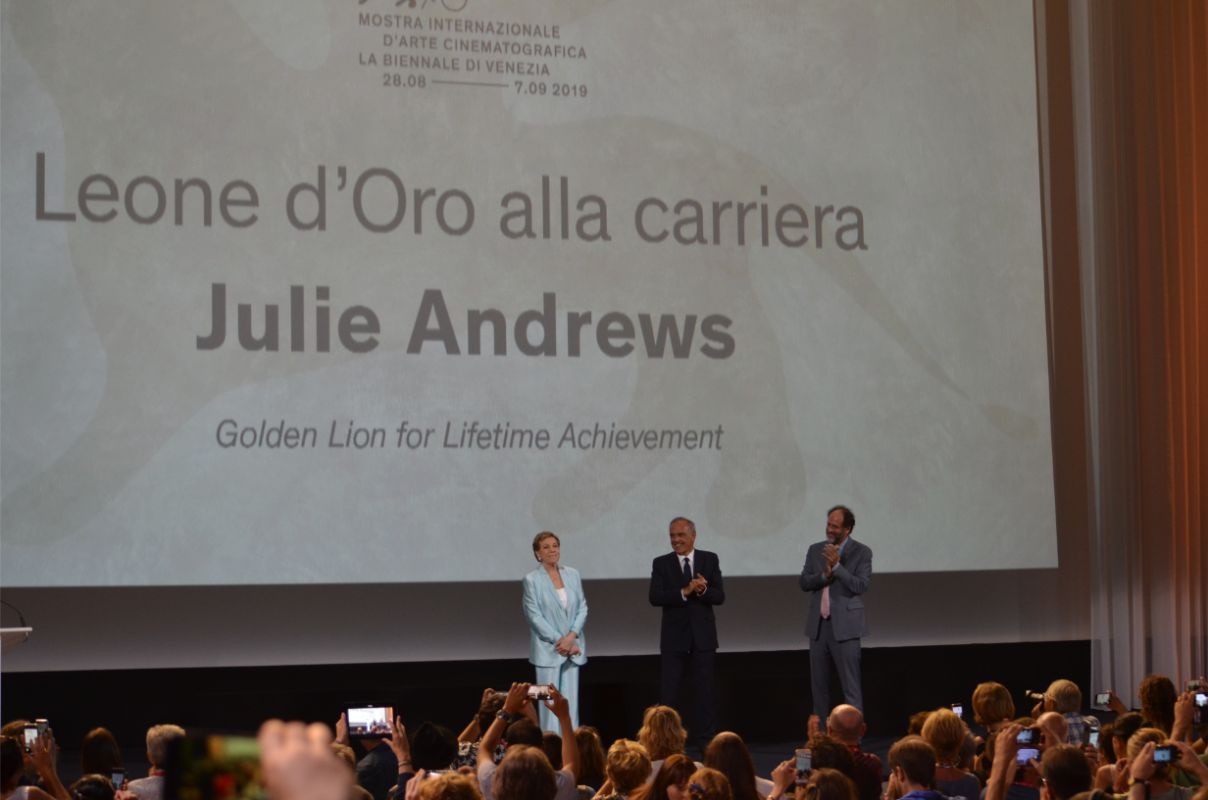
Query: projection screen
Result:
<box><xmin>0</xmin><ymin>0</ymin><xmax>1056</xmax><ymax>587</ymax></box>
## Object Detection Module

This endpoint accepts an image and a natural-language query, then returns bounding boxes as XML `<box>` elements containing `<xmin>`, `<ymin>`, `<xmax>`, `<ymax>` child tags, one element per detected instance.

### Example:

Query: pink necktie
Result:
<box><xmin>821</xmin><ymin>585</ymin><xmax>831</xmax><ymax>619</ymax></box>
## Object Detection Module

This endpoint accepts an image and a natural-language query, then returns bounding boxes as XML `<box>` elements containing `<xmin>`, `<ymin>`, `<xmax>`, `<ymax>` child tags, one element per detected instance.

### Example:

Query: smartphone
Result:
<box><xmin>22</xmin><ymin>725</ymin><xmax>38</xmax><ymax>753</ymax></box>
<box><xmin>1152</xmin><ymin>745</ymin><xmax>1176</xmax><ymax>763</ymax></box>
<box><xmin>950</xmin><ymin>703</ymin><xmax>964</xmax><ymax>718</ymax></box>
<box><xmin>1017</xmin><ymin>747</ymin><xmax>1040</xmax><ymax>764</ymax></box>
<box><xmin>526</xmin><ymin>685</ymin><xmax>552</xmax><ymax>701</ymax></box>
<box><xmin>1088</xmin><ymin>730</ymin><xmax>1100</xmax><ymax>749</ymax></box>
<box><xmin>110</xmin><ymin>769</ymin><xmax>126</xmax><ymax>788</ymax></box>
<box><xmin>345</xmin><ymin>704</ymin><xmax>394</xmax><ymax>739</ymax></box>
<box><xmin>794</xmin><ymin>748</ymin><xmax>812</xmax><ymax>785</ymax></box>
<box><xmin>1016</xmin><ymin>728</ymin><xmax>1041</xmax><ymax>746</ymax></box>
<box><xmin>164</xmin><ymin>733</ymin><xmax>262</xmax><ymax>800</ymax></box>
<box><xmin>35</xmin><ymin>719</ymin><xmax>50</xmax><ymax>737</ymax></box>
<box><xmin>1093</xmin><ymin>691</ymin><xmax>1112</xmax><ymax>710</ymax></box>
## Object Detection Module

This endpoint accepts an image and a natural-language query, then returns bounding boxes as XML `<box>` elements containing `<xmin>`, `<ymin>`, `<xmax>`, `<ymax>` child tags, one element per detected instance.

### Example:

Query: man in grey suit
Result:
<box><xmin>800</xmin><ymin>505</ymin><xmax>872</xmax><ymax>715</ymax></box>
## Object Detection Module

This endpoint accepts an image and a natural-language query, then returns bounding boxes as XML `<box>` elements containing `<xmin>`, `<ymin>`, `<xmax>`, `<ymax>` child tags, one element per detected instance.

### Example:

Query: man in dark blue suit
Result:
<box><xmin>800</xmin><ymin>505</ymin><xmax>872</xmax><ymax>716</ymax></box>
<box><xmin>649</xmin><ymin>516</ymin><xmax>725</xmax><ymax>744</ymax></box>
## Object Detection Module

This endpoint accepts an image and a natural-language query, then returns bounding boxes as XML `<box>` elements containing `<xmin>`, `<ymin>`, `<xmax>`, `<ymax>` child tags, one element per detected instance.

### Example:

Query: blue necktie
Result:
<box><xmin>682</xmin><ymin>557</ymin><xmax>692</xmax><ymax>584</ymax></box>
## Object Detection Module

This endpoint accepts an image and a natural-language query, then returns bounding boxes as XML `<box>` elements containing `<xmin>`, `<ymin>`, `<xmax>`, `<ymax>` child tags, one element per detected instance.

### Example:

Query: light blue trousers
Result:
<box><xmin>534</xmin><ymin>661</ymin><xmax>579</xmax><ymax>732</ymax></box>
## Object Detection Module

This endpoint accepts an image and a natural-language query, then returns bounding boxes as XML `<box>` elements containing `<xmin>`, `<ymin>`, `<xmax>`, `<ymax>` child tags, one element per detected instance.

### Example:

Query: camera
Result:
<box><xmin>345</xmin><ymin>704</ymin><xmax>394</xmax><ymax>739</ymax></box>
<box><xmin>950</xmin><ymin>703</ymin><xmax>963</xmax><ymax>718</ymax></box>
<box><xmin>110</xmin><ymin>769</ymin><xmax>126</xmax><ymax>788</ymax></box>
<box><xmin>22</xmin><ymin>725</ymin><xmax>38</xmax><ymax>753</ymax></box>
<box><xmin>1093</xmin><ymin>691</ymin><xmax>1112</xmax><ymax>710</ymax></box>
<box><xmin>1024</xmin><ymin>690</ymin><xmax>1045</xmax><ymax>702</ymax></box>
<box><xmin>1152</xmin><ymin>745</ymin><xmax>1177</xmax><ymax>763</ymax></box>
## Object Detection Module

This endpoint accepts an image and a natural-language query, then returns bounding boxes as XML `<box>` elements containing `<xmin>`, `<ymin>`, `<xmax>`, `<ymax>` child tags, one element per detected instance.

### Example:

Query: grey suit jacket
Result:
<box><xmin>799</xmin><ymin>537</ymin><xmax>872</xmax><ymax>642</ymax></box>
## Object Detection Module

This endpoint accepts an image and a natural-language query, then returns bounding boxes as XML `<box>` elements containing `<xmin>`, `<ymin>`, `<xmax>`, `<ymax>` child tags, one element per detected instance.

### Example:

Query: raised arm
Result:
<box><xmin>986</xmin><ymin>724</ymin><xmax>1022</xmax><ymax>800</ymax></box>
<box><xmin>479</xmin><ymin>683</ymin><xmax>529</xmax><ymax>769</ymax></box>
<box><xmin>547</xmin><ymin>689</ymin><xmax>581</xmax><ymax>781</ymax></box>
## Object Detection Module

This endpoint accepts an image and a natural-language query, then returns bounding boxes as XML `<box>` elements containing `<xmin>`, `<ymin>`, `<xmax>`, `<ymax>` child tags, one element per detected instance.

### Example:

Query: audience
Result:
<box><xmin>1139</xmin><ymin>677</ymin><xmax>1179</xmax><ymax>735</ymax></box>
<box><xmin>1123</xmin><ymin>732</ymin><xmax>1207</xmax><ymax>800</ymax></box>
<box><xmin>68</xmin><ymin>776</ymin><xmax>114</xmax><ymax>800</ymax></box>
<box><xmin>2</xmin><ymin>734</ymin><xmax>67</xmax><ymax>800</ymax></box>
<box><xmin>9</xmin><ymin>668</ymin><xmax>1208</xmax><ymax>800</ymax></box>
<box><xmin>686</xmin><ymin>768</ymin><xmax>732</xmax><ymax>800</ymax></box>
<box><xmin>1038</xmin><ymin>745</ymin><xmax>1093</xmax><ymax>800</ymax></box>
<box><xmin>885</xmin><ymin>737</ymin><xmax>941</xmax><ymax>800</ymax></box>
<box><xmin>802</xmin><ymin>768</ymin><xmax>859</xmax><ymax>800</ymax></box>
<box><xmin>576</xmin><ymin>728</ymin><xmax>608</xmax><ymax>792</ymax></box>
<box><xmin>633</xmin><ymin>755</ymin><xmax>695</xmax><ymax>800</ymax></box>
<box><xmin>825</xmin><ymin>705</ymin><xmax>883</xmax><ymax>800</ymax></box>
<box><xmin>79</xmin><ymin>730</ymin><xmax>122</xmax><ymax>780</ymax></box>
<box><xmin>973</xmin><ymin>684</ymin><xmax>1017</xmax><ymax>738</ymax></box>
<box><xmin>476</xmin><ymin>683</ymin><xmax>580</xmax><ymax>800</ymax></box>
<box><xmin>639</xmin><ymin>707</ymin><xmax>691</xmax><ymax>781</ymax></box>
<box><xmin>1033</xmin><ymin>681</ymin><xmax>1089</xmax><ymax>746</ymax></box>
<box><xmin>408</xmin><ymin>773</ymin><xmax>483</xmax><ymax>800</ymax></box>
<box><xmin>702</xmin><ymin>733</ymin><xmax>761</xmax><ymax>800</ymax></box>
<box><xmin>336</xmin><ymin>712</ymin><xmax>403</xmax><ymax>800</ymax></box>
<box><xmin>920</xmin><ymin>709</ymin><xmax>979</xmax><ymax>800</ymax></box>
<box><xmin>594</xmin><ymin>740</ymin><xmax>651</xmax><ymax>800</ymax></box>
<box><xmin>125</xmin><ymin>724</ymin><xmax>184</xmax><ymax>800</ymax></box>
<box><xmin>455</xmin><ymin>691</ymin><xmax>508</xmax><ymax>770</ymax></box>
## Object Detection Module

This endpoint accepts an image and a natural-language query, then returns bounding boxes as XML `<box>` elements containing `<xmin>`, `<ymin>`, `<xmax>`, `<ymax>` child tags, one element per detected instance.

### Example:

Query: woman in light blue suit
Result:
<box><xmin>523</xmin><ymin>530</ymin><xmax>588</xmax><ymax>732</ymax></box>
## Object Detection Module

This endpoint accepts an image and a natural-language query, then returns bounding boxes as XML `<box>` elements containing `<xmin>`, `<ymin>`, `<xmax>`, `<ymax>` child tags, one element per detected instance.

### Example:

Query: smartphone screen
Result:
<box><xmin>345</xmin><ymin>705</ymin><xmax>394</xmax><ymax>738</ymax></box>
<box><xmin>1017</xmin><ymin>747</ymin><xmax>1040</xmax><ymax>764</ymax></box>
<box><xmin>111</xmin><ymin>769</ymin><xmax>125</xmax><ymax>788</ymax></box>
<box><xmin>1094</xmin><ymin>692</ymin><xmax>1111</xmax><ymax>707</ymax></box>
<box><xmin>22</xmin><ymin>726</ymin><xmax>37</xmax><ymax>752</ymax></box>
<box><xmin>795</xmin><ymin>749</ymin><xmax>812</xmax><ymax>785</ymax></box>
<box><xmin>951</xmin><ymin>703</ymin><xmax>963</xmax><ymax>718</ymax></box>
<box><xmin>1153</xmin><ymin>746</ymin><xmax>1175</xmax><ymax>763</ymax></box>
<box><xmin>526</xmin><ymin>685</ymin><xmax>551</xmax><ymax>700</ymax></box>
<box><xmin>1088</xmin><ymin>730</ymin><xmax>1100</xmax><ymax>748</ymax></box>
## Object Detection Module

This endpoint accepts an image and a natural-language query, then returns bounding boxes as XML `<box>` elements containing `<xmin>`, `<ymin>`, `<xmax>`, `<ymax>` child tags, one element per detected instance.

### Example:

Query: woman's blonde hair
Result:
<box><xmin>638</xmin><ymin>705</ymin><xmax>688</xmax><ymax>761</ymax></box>
<box><xmin>606</xmin><ymin>739</ymin><xmax>652</xmax><ymax>793</ymax></box>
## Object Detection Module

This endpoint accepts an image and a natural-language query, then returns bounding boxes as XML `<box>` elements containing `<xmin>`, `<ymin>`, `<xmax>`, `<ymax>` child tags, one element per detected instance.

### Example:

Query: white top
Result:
<box><xmin>556</xmin><ymin>587</ymin><xmax>568</xmax><ymax>609</ymax></box>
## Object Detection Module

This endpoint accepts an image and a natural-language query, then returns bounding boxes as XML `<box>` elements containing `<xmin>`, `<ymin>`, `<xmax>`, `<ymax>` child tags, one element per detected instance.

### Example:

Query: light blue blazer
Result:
<box><xmin>522</xmin><ymin>565</ymin><xmax>588</xmax><ymax>668</ymax></box>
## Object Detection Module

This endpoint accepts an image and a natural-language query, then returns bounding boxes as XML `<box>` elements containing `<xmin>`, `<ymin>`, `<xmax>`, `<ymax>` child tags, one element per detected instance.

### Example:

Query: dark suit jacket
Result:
<box><xmin>649</xmin><ymin>550</ymin><xmax>725</xmax><ymax>652</ymax></box>
<box><xmin>799</xmin><ymin>537</ymin><xmax>872</xmax><ymax>642</ymax></box>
